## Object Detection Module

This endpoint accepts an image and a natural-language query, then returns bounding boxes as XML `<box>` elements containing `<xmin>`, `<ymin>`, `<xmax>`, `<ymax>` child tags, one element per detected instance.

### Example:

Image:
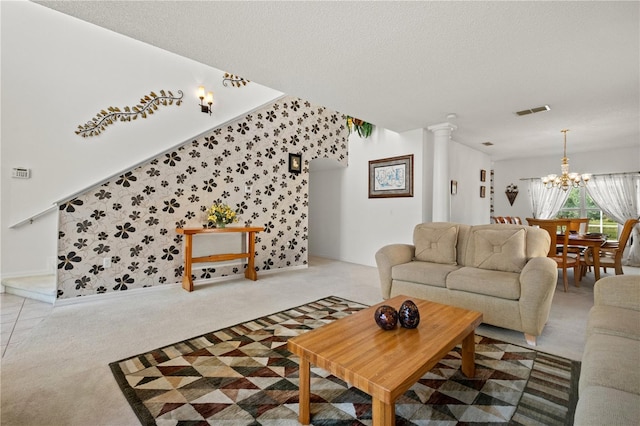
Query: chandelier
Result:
<box><xmin>542</xmin><ymin>129</ymin><xmax>590</xmax><ymax>191</ymax></box>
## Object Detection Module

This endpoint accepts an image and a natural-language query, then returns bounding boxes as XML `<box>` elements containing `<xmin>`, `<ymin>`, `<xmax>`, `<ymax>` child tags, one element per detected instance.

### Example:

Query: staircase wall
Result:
<box><xmin>1</xmin><ymin>1</ymin><xmax>283</xmax><ymax>277</ymax></box>
<box><xmin>57</xmin><ymin>97</ymin><xmax>348</xmax><ymax>299</ymax></box>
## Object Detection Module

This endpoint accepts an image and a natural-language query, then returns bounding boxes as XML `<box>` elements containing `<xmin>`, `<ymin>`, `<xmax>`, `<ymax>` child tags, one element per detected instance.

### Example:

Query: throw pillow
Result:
<box><xmin>473</xmin><ymin>228</ymin><xmax>526</xmax><ymax>273</ymax></box>
<box><xmin>414</xmin><ymin>225</ymin><xmax>458</xmax><ymax>265</ymax></box>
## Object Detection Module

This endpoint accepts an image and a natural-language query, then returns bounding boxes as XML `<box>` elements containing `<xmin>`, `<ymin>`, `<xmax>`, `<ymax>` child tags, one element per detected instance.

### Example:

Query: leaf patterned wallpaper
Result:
<box><xmin>57</xmin><ymin>96</ymin><xmax>348</xmax><ymax>299</ymax></box>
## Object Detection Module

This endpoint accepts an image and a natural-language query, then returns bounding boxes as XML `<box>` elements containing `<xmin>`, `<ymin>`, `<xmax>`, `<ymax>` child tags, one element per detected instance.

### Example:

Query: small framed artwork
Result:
<box><xmin>451</xmin><ymin>180</ymin><xmax>457</xmax><ymax>195</ymax></box>
<box><xmin>368</xmin><ymin>154</ymin><xmax>414</xmax><ymax>198</ymax></box>
<box><xmin>480</xmin><ymin>186</ymin><xmax>486</xmax><ymax>198</ymax></box>
<box><xmin>288</xmin><ymin>153</ymin><xmax>302</xmax><ymax>174</ymax></box>
<box><xmin>480</xmin><ymin>169</ymin><xmax>486</xmax><ymax>182</ymax></box>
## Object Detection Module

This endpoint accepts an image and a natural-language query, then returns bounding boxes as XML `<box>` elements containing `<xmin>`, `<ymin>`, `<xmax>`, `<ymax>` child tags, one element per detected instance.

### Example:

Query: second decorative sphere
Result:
<box><xmin>399</xmin><ymin>300</ymin><xmax>420</xmax><ymax>329</ymax></box>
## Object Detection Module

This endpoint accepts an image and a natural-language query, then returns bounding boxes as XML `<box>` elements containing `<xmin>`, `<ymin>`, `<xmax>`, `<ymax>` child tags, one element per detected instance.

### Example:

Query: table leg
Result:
<box><xmin>372</xmin><ymin>397</ymin><xmax>395</xmax><ymax>426</ymax></box>
<box><xmin>181</xmin><ymin>234</ymin><xmax>194</xmax><ymax>292</ymax></box>
<box><xmin>298</xmin><ymin>357</ymin><xmax>310</xmax><ymax>425</ymax></box>
<box><xmin>245</xmin><ymin>230</ymin><xmax>258</xmax><ymax>281</ymax></box>
<box><xmin>461</xmin><ymin>330</ymin><xmax>476</xmax><ymax>378</ymax></box>
<box><xmin>592</xmin><ymin>244</ymin><xmax>601</xmax><ymax>281</ymax></box>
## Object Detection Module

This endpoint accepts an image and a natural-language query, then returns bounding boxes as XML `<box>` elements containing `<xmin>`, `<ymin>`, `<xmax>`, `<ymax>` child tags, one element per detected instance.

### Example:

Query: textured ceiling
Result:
<box><xmin>35</xmin><ymin>1</ymin><xmax>639</xmax><ymax>161</ymax></box>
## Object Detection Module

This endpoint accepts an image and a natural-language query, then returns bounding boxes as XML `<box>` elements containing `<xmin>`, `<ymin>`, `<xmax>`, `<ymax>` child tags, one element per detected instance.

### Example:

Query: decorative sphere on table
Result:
<box><xmin>374</xmin><ymin>305</ymin><xmax>398</xmax><ymax>330</ymax></box>
<box><xmin>398</xmin><ymin>300</ymin><xmax>420</xmax><ymax>329</ymax></box>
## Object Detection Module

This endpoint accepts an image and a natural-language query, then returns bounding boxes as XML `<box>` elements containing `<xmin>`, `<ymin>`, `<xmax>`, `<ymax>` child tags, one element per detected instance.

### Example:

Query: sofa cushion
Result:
<box><xmin>446</xmin><ymin>266</ymin><xmax>521</xmax><ymax>300</ymax></box>
<box><xmin>472</xmin><ymin>228</ymin><xmax>526</xmax><ymax>273</ymax></box>
<box><xmin>580</xmin><ymin>333</ymin><xmax>640</xmax><ymax>395</ymax></box>
<box><xmin>414</xmin><ymin>223</ymin><xmax>458</xmax><ymax>265</ymax></box>
<box><xmin>594</xmin><ymin>275</ymin><xmax>640</xmax><ymax>311</ymax></box>
<box><xmin>587</xmin><ymin>305</ymin><xmax>640</xmax><ymax>340</ymax></box>
<box><xmin>392</xmin><ymin>262</ymin><xmax>460</xmax><ymax>288</ymax></box>
<box><xmin>574</xmin><ymin>385</ymin><xmax>640</xmax><ymax>426</ymax></box>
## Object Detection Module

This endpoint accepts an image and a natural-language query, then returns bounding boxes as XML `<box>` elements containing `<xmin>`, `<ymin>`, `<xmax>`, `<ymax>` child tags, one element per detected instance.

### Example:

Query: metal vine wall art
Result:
<box><xmin>75</xmin><ymin>90</ymin><xmax>183</xmax><ymax>138</ymax></box>
<box><xmin>223</xmin><ymin>72</ymin><xmax>250</xmax><ymax>88</ymax></box>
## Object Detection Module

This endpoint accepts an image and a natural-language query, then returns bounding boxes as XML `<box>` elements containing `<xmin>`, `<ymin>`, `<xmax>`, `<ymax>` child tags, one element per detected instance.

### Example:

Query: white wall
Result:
<box><xmin>5</xmin><ymin>2</ymin><xmax>637</xmax><ymax>278</ymax></box>
<box><xmin>309</xmin><ymin>128</ymin><xmax>425</xmax><ymax>267</ymax></box>
<box><xmin>310</xmin><ymin>130</ymin><xmax>637</xmax><ymax>267</ymax></box>
<box><xmin>449</xmin><ymin>141</ymin><xmax>492</xmax><ymax>224</ymax></box>
<box><xmin>1</xmin><ymin>1</ymin><xmax>282</xmax><ymax>277</ymax></box>
<box><xmin>309</xmin><ymin>127</ymin><xmax>494</xmax><ymax>266</ymax></box>
<box><xmin>492</xmin><ymin>145</ymin><xmax>640</xmax><ymax>221</ymax></box>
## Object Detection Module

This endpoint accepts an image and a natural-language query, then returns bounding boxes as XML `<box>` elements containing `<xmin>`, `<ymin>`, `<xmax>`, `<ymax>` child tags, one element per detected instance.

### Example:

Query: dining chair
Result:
<box><xmin>581</xmin><ymin>218</ymin><xmax>639</xmax><ymax>276</ymax></box>
<box><xmin>567</xmin><ymin>218</ymin><xmax>589</xmax><ymax>234</ymax></box>
<box><xmin>527</xmin><ymin>218</ymin><xmax>580</xmax><ymax>292</ymax></box>
<box><xmin>565</xmin><ymin>217</ymin><xmax>590</xmax><ymax>256</ymax></box>
<box><xmin>511</xmin><ymin>217</ymin><xmax>522</xmax><ymax>225</ymax></box>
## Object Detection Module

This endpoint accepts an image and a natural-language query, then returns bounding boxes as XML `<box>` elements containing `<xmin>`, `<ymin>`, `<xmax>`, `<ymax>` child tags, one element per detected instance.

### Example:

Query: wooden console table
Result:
<box><xmin>175</xmin><ymin>226</ymin><xmax>263</xmax><ymax>292</ymax></box>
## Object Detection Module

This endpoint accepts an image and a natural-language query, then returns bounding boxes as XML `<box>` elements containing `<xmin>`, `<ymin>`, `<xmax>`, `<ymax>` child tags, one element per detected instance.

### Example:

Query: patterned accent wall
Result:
<box><xmin>57</xmin><ymin>96</ymin><xmax>348</xmax><ymax>299</ymax></box>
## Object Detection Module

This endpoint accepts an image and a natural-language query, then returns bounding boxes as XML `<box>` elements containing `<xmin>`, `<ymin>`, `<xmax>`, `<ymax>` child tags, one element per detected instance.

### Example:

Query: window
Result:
<box><xmin>556</xmin><ymin>187</ymin><xmax>619</xmax><ymax>239</ymax></box>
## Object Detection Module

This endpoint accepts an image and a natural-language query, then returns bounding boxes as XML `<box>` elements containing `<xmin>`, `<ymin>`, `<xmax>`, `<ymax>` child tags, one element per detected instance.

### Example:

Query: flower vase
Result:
<box><xmin>216</xmin><ymin>222</ymin><xmax>226</xmax><ymax>228</ymax></box>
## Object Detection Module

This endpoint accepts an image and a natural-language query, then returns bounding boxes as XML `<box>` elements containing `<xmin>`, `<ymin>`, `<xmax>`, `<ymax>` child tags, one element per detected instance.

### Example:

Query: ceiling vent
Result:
<box><xmin>515</xmin><ymin>104</ymin><xmax>551</xmax><ymax>116</ymax></box>
<box><xmin>482</xmin><ymin>141</ymin><xmax>494</xmax><ymax>146</ymax></box>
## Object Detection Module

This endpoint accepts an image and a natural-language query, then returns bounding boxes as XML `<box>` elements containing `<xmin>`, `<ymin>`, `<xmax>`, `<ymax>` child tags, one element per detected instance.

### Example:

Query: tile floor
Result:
<box><xmin>1</xmin><ymin>293</ymin><xmax>54</xmax><ymax>358</ymax></box>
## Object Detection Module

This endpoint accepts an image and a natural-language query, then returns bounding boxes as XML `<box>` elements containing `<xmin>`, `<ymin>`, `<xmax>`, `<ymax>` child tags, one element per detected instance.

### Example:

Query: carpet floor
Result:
<box><xmin>110</xmin><ymin>296</ymin><xmax>580</xmax><ymax>425</ymax></box>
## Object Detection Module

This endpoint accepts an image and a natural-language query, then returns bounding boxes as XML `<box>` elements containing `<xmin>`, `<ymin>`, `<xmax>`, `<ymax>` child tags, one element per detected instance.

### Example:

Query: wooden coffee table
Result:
<box><xmin>287</xmin><ymin>295</ymin><xmax>483</xmax><ymax>426</ymax></box>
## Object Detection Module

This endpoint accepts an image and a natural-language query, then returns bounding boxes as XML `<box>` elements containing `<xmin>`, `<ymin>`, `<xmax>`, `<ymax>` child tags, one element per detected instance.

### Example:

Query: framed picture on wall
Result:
<box><xmin>480</xmin><ymin>169</ymin><xmax>486</xmax><ymax>182</ymax></box>
<box><xmin>288</xmin><ymin>153</ymin><xmax>302</xmax><ymax>174</ymax></box>
<box><xmin>480</xmin><ymin>186</ymin><xmax>486</xmax><ymax>198</ymax></box>
<box><xmin>368</xmin><ymin>154</ymin><xmax>414</xmax><ymax>198</ymax></box>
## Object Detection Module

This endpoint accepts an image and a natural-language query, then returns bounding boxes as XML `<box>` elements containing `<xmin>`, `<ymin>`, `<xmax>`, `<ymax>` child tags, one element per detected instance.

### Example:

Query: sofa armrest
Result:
<box><xmin>594</xmin><ymin>275</ymin><xmax>640</xmax><ymax>311</ymax></box>
<box><xmin>375</xmin><ymin>244</ymin><xmax>415</xmax><ymax>299</ymax></box>
<box><xmin>518</xmin><ymin>256</ymin><xmax>558</xmax><ymax>336</ymax></box>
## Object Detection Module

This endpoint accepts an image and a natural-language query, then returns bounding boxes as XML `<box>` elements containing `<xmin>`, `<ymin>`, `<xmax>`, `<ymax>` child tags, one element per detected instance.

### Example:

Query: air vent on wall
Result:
<box><xmin>515</xmin><ymin>104</ymin><xmax>551</xmax><ymax>116</ymax></box>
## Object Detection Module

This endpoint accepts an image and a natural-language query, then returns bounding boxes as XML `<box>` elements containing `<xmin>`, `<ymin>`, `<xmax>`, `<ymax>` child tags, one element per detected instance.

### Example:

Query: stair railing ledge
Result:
<box><xmin>8</xmin><ymin>205</ymin><xmax>57</xmax><ymax>229</ymax></box>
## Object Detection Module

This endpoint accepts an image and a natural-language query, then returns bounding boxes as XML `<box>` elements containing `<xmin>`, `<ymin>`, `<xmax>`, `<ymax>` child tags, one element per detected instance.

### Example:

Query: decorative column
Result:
<box><xmin>427</xmin><ymin>122</ymin><xmax>457</xmax><ymax>222</ymax></box>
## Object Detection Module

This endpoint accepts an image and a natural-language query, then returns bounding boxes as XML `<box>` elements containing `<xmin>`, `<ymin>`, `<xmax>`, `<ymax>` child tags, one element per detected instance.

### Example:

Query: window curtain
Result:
<box><xmin>586</xmin><ymin>173</ymin><xmax>640</xmax><ymax>266</ymax></box>
<box><xmin>527</xmin><ymin>179</ymin><xmax>571</xmax><ymax>219</ymax></box>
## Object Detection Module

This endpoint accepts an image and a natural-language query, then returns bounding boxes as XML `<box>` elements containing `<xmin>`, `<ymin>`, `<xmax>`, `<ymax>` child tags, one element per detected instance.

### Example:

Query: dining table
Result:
<box><xmin>558</xmin><ymin>233</ymin><xmax>607</xmax><ymax>281</ymax></box>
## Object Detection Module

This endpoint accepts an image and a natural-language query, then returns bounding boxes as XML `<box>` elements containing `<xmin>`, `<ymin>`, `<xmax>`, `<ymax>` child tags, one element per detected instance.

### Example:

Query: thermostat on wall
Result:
<box><xmin>12</xmin><ymin>168</ymin><xmax>31</xmax><ymax>179</ymax></box>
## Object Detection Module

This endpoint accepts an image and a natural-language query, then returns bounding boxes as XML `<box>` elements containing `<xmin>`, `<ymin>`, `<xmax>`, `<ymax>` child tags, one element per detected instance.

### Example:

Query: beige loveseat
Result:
<box><xmin>574</xmin><ymin>275</ymin><xmax>640</xmax><ymax>424</ymax></box>
<box><xmin>375</xmin><ymin>222</ymin><xmax>558</xmax><ymax>345</ymax></box>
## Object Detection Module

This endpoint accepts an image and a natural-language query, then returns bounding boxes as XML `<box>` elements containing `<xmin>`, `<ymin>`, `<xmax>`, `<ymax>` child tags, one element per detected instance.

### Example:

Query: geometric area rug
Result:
<box><xmin>109</xmin><ymin>296</ymin><xmax>580</xmax><ymax>425</ymax></box>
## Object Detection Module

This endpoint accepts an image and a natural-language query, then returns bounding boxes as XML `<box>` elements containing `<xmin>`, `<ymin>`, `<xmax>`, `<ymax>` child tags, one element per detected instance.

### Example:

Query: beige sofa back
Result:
<box><xmin>413</xmin><ymin>222</ymin><xmax>550</xmax><ymax>272</ymax></box>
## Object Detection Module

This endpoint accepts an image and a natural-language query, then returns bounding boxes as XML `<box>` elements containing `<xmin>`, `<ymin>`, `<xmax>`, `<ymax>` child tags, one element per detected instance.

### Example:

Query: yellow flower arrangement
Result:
<box><xmin>207</xmin><ymin>202</ymin><xmax>238</xmax><ymax>228</ymax></box>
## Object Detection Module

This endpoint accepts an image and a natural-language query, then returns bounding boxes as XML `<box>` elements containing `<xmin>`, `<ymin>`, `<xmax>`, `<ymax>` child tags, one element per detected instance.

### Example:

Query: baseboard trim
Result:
<box><xmin>260</xmin><ymin>264</ymin><xmax>308</xmax><ymax>275</ymax></box>
<box><xmin>54</xmin><ymin>264</ymin><xmax>308</xmax><ymax>306</ymax></box>
<box><xmin>1</xmin><ymin>269</ymin><xmax>56</xmax><ymax>281</ymax></box>
<box><xmin>5</xmin><ymin>286</ymin><xmax>56</xmax><ymax>304</ymax></box>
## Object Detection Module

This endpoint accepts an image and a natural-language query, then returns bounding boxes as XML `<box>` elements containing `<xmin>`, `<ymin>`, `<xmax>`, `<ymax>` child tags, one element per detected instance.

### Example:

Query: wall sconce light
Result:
<box><xmin>197</xmin><ymin>86</ymin><xmax>213</xmax><ymax>115</ymax></box>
